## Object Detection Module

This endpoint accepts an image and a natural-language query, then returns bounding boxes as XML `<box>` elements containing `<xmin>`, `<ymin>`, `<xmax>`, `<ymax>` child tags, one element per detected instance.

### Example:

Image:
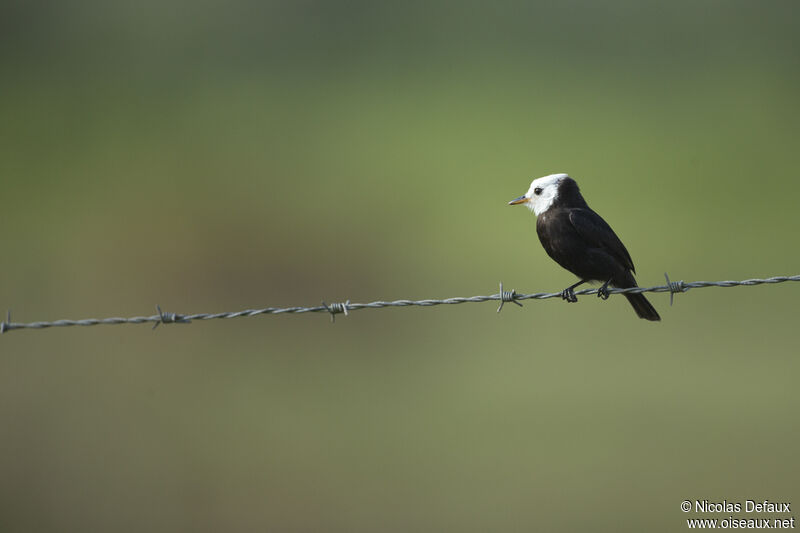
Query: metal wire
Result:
<box><xmin>2</xmin><ymin>274</ymin><xmax>799</xmax><ymax>334</ymax></box>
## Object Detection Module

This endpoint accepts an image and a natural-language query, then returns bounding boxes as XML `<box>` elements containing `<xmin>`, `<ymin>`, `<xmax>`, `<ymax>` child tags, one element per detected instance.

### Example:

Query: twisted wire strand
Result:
<box><xmin>2</xmin><ymin>275</ymin><xmax>799</xmax><ymax>334</ymax></box>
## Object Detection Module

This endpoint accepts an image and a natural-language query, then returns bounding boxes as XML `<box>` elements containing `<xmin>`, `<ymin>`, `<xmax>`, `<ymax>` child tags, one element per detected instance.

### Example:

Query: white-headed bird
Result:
<box><xmin>509</xmin><ymin>173</ymin><xmax>660</xmax><ymax>321</ymax></box>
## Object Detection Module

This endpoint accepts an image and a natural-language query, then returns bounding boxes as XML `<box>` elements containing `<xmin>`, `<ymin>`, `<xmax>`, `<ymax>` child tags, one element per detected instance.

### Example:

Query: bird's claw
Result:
<box><xmin>597</xmin><ymin>285</ymin><xmax>610</xmax><ymax>300</ymax></box>
<box><xmin>561</xmin><ymin>287</ymin><xmax>578</xmax><ymax>303</ymax></box>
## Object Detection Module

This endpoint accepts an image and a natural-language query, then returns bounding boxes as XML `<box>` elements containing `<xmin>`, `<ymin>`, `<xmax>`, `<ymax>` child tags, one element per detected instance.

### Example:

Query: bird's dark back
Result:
<box><xmin>536</xmin><ymin>206</ymin><xmax>636</xmax><ymax>283</ymax></box>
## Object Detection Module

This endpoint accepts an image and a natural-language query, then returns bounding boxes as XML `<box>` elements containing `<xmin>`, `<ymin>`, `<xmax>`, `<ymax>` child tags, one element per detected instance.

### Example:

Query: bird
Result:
<box><xmin>508</xmin><ymin>173</ymin><xmax>660</xmax><ymax>321</ymax></box>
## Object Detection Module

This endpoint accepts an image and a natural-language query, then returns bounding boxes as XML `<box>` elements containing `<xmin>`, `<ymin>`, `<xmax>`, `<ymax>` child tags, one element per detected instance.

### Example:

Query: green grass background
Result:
<box><xmin>1</xmin><ymin>1</ymin><xmax>799</xmax><ymax>531</ymax></box>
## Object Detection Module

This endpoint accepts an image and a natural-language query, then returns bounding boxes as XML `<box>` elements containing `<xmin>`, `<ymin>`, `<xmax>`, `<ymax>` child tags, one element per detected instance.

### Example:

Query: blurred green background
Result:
<box><xmin>1</xmin><ymin>1</ymin><xmax>799</xmax><ymax>531</ymax></box>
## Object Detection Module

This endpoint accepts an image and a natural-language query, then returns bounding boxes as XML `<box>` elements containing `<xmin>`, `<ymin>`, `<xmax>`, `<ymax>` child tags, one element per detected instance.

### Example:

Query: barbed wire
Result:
<box><xmin>2</xmin><ymin>274</ymin><xmax>799</xmax><ymax>334</ymax></box>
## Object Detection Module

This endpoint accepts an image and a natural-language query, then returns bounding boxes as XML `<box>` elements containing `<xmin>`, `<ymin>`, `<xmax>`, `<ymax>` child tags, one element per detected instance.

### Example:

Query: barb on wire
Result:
<box><xmin>322</xmin><ymin>300</ymin><xmax>349</xmax><ymax>323</ymax></box>
<box><xmin>1</xmin><ymin>310</ymin><xmax>11</xmax><ymax>334</ymax></box>
<box><xmin>664</xmin><ymin>272</ymin><xmax>687</xmax><ymax>306</ymax></box>
<box><xmin>2</xmin><ymin>274</ymin><xmax>799</xmax><ymax>334</ymax></box>
<box><xmin>496</xmin><ymin>282</ymin><xmax>523</xmax><ymax>313</ymax></box>
<box><xmin>152</xmin><ymin>305</ymin><xmax>191</xmax><ymax>330</ymax></box>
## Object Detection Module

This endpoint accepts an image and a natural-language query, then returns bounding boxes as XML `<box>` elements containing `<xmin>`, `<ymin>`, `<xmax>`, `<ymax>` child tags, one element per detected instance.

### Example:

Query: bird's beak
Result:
<box><xmin>508</xmin><ymin>195</ymin><xmax>528</xmax><ymax>206</ymax></box>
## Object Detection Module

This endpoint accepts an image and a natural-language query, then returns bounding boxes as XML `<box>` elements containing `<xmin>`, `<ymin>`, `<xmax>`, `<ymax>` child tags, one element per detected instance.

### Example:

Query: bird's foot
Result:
<box><xmin>561</xmin><ymin>287</ymin><xmax>578</xmax><ymax>303</ymax></box>
<box><xmin>597</xmin><ymin>280</ymin><xmax>611</xmax><ymax>300</ymax></box>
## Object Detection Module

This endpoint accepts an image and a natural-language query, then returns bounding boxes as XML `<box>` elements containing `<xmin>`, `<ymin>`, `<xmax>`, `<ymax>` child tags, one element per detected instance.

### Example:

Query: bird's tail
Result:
<box><xmin>624</xmin><ymin>293</ymin><xmax>661</xmax><ymax>321</ymax></box>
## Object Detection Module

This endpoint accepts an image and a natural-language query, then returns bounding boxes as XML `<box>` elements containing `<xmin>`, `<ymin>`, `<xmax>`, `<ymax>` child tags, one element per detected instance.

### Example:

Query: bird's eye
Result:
<box><xmin>533</xmin><ymin>187</ymin><xmax>542</xmax><ymax>195</ymax></box>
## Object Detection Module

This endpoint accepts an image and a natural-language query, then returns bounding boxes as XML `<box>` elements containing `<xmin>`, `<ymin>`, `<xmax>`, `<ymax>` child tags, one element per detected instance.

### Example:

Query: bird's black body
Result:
<box><xmin>535</xmin><ymin>177</ymin><xmax>660</xmax><ymax>321</ymax></box>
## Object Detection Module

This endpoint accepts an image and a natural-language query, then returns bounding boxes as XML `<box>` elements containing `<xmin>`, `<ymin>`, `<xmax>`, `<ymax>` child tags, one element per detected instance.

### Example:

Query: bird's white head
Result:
<box><xmin>508</xmin><ymin>173</ymin><xmax>569</xmax><ymax>215</ymax></box>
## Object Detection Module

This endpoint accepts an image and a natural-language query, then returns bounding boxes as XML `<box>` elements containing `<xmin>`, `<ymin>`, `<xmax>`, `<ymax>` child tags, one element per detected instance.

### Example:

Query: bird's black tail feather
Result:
<box><xmin>624</xmin><ymin>293</ymin><xmax>661</xmax><ymax>321</ymax></box>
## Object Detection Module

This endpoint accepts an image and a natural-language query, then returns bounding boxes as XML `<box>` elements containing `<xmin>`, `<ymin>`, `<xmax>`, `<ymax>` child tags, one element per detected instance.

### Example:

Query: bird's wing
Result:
<box><xmin>568</xmin><ymin>208</ymin><xmax>636</xmax><ymax>272</ymax></box>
